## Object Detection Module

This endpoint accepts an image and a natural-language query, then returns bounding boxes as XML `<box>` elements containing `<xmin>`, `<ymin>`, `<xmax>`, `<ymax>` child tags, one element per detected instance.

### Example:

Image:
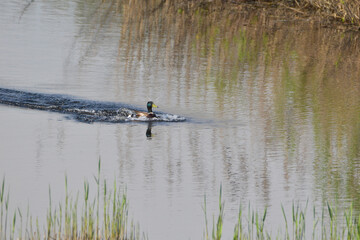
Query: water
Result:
<box><xmin>1</xmin><ymin>0</ymin><xmax>360</xmax><ymax>239</ymax></box>
<box><xmin>0</xmin><ymin>88</ymin><xmax>186</xmax><ymax>122</ymax></box>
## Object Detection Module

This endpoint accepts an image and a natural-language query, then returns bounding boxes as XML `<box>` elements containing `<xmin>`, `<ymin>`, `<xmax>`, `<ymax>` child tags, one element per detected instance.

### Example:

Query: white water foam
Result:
<box><xmin>126</xmin><ymin>113</ymin><xmax>186</xmax><ymax>122</ymax></box>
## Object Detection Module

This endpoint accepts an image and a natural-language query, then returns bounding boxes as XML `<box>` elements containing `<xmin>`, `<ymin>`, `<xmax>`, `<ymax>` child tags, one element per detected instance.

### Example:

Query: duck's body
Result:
<box><xmin>134</xmin><ymin>111</ymin><xmax>156</xmax><ymax>118</ymax></box>
<box><xmin>134</xmin><ymin>101</ymin><xmax>158</xmax><ymax>118</ymax></box>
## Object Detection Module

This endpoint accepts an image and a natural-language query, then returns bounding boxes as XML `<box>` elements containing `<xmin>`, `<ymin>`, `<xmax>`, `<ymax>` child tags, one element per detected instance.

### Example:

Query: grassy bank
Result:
<box><xmin>179</xmin><ymin>0</ymin><xmax>360</xmax><ymax>28</ymax></box>
<box><xmin>1</xmin><ymin>162</ymin><xmax>360</xmax><ymax>239</ymax></box>
<box><xmin>284</xmin><ymin>0</ymin><xmax>360</xmax><ymax>26</ymax></box>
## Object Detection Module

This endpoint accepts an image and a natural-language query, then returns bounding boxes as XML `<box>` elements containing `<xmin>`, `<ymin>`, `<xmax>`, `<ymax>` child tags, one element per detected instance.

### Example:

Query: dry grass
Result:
<box><xmin>180</xmin><ymin>0</ymin><xmax>360</xmax><ymax>28</ymax></box>
<box><xmin>298</xmin><ymin>0</ymin><xmax>360</xmax><ymax>26</ymax></box>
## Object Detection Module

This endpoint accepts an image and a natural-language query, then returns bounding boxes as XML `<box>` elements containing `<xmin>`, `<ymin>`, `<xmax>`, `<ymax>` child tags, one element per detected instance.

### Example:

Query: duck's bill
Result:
<box><xmin>152</xmin><ymin>103</ymin><xmax>158</xmax><ymax>108</ymax></box>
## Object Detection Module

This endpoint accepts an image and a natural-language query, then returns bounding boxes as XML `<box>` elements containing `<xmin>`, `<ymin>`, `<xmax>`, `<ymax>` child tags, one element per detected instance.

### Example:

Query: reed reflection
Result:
<box><xmin>69</xmin><ymin>0</ymin><xmax>360</xmax><ymax>209</ymax></box>
<box><xmin>117</xmin><ymin>0</ymin><xmax>360</xmax><ymax>207</ymax></box>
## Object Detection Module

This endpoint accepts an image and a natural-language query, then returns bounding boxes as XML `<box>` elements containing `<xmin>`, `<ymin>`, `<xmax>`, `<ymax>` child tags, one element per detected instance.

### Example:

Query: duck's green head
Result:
<box><xmin>147</xmin><ymin>101</ymin><xmax>158</xmax><ymax>112</ymax></box>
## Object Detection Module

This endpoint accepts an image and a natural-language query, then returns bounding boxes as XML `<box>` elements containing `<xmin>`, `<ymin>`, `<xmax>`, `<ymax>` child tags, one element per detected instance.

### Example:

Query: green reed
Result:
<box><xmin>204</xmin><ymin>190</ymin><xmax>360</xmax><ymax>240</ymax></box>
<box><xmin>0</xmin><ymin>159</ymin><xmax>142</xmax><ymax>240</ymax></box>
<box><xmin>2</xmin><ymin>164</ymin><xmax>360</xmax><ymax>239</ymax></box>
<box><xmin>0</xmin><ymin>176</ymin><xmax>10</xmax><ymax>240</ymax></box>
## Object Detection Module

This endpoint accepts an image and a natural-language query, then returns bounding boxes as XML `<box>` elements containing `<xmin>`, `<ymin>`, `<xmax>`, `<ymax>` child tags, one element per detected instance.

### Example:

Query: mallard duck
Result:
<box><xmin>134</xmin><ymin>101</ymin><xmax>158</xmax><ymax>118</ymax></box>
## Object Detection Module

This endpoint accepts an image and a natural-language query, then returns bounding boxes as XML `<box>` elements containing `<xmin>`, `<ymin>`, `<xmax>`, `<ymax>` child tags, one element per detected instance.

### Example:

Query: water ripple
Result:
<box><xmin>0</xmin><ymin>88</ymin><xmax>186</xmax><ymax>123</ymax></box>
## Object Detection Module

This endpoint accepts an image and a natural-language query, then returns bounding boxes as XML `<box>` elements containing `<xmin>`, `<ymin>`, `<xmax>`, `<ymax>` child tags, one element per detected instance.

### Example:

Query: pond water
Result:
<box><xmin>1</xmin><ymin>0</ymin><xmax>360</xmax><ymax>239</ymax></box>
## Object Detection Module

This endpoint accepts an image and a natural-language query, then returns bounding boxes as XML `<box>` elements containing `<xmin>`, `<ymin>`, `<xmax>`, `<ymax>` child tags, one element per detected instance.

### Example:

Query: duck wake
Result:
<box><xmin>0</xmin><ymin>88</ymin><xmax>185</xmax><ymax>123</ymax></box>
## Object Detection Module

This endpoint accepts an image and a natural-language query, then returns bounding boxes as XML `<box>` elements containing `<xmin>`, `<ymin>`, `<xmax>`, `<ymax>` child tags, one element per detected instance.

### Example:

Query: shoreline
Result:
<box><xmin>179</xmin><ymin>0</ymin><xmax>360</xmax><ymax>32</ymax></box>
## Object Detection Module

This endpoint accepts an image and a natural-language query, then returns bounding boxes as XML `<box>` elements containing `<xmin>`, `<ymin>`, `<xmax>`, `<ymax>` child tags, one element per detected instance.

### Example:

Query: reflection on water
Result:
<box><xmin>1</xmin><ymin>0</ymin><xmax>360</xmax><ymax>239</ymax></box>
<box><xmin>146</xmin><ymin>122</ymin><xmax>153</xmax><ymax>139</ymax></box>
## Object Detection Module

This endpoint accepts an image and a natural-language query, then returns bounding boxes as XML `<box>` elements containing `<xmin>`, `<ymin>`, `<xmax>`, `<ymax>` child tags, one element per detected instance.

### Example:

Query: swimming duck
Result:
<box><xmin>134</xmin><ymin>101</ymin><xmax>158</xmax><ymax>118</ymax></box>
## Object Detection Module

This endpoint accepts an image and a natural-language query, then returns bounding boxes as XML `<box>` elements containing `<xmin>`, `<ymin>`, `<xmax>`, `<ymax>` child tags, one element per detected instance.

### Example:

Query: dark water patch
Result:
<box><xmin>0</xmin><ymin>88</ymin><xmax>185</xmax><ymax>123</ymax></box>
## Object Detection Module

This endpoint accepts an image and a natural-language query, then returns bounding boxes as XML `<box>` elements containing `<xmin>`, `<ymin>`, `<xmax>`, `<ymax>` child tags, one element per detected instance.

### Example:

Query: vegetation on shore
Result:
<box><xmin>1</xmin><ymin>161</ymin><xmax>360</xmax><ymax>239</ymax></box>
<box><xmin>177</xmin><ymin>0</ymin><xmax>360</xmax><ymax>28</ymax></box>
<box><xmin>288</xmin><ymin>0</ymin><xmax>359</xmax><ymax>26</ymax></box>
<box><xmin>278</xmin><ymin>0</ymin><xmax>360</xmax><ymax>27</ymax></box>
